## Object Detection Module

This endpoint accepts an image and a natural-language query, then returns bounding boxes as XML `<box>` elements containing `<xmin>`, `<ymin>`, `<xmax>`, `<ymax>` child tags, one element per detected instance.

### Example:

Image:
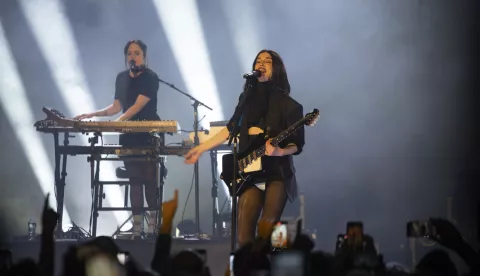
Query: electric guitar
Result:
<box><xmin>220</xmin><ymin>109</ymin><xmax>320</xmax><ymax>197</ymax></box>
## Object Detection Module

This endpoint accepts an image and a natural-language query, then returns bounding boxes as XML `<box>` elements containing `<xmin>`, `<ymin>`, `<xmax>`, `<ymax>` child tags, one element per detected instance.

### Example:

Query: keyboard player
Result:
<box><xmin>74</xmin><ymin>40</ymin><xmax>160</xmax><ymax>239</ymax></box>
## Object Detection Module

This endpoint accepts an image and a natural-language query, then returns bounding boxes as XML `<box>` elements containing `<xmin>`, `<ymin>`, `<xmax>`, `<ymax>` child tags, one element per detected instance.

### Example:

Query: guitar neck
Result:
<box><xmin>237</xmin><ymin>117</ymin><xmax>306</xmax><ymax>171</ymax></box>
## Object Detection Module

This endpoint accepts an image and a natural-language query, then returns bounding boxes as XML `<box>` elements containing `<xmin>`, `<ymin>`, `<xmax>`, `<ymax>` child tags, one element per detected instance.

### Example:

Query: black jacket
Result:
<box><xmin>227</xmin><ymin>87</ymin><xmax>305</xmax><ymax>201</ymax></box>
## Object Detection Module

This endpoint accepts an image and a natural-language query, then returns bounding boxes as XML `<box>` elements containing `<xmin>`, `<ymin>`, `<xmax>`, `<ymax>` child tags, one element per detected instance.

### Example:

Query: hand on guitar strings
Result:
<box><xmin>265</xmin><ymin>139</ymin><xmax>284</xmax><ymax>156</ymax></box>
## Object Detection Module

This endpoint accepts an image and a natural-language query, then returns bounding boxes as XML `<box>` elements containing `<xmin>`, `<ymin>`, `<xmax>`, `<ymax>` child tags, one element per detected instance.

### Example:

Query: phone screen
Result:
<box><xmin>271</xmin><ymin>221</ymin><xmax>288</xmax><ymax>248</ymax></box>
<box><xmin>271</xmin><ymin>251</ymin><xmax>304</xmax><ymax>276</ymax></box>
<box><xmin>229</xmin><ymin>253</ymin><xmax>234</xmax><ymax>275</ymax></box>
<box><xmin>116</xmin><ymin>252</ymin><xmax>128</xmax><ymax>265</ymax></box>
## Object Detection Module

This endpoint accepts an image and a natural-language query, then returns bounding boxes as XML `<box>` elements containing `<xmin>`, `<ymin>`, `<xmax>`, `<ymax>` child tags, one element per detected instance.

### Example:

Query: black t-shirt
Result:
<box><xmin>114</xmin><ymin>68</ymin><xmax>159</xmax><ymax>121</ymax></box>
<box><xmin>227</xmin><ymin>81</ymin><xmax>305</xmax><ymax>185</ymax></box>
<box><xmin>244</xmin><ymin>81</ymin><xmax>271</xmax><ymax>128</ymax></box>
<box><xmin>114</xmin><ymin>68</ymin><xmax>160</xmax><ymax>146</ymax></box>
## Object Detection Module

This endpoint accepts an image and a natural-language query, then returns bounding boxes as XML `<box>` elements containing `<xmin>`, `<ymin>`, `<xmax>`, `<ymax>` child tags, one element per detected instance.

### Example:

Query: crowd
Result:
<box><xmin>0</xmin><ymin>191</ymin><xmax>478</xmax><ymax>276</ymax></box>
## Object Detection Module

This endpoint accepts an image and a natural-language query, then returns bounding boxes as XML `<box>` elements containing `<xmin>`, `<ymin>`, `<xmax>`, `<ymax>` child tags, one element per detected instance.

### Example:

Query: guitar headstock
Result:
<box><xmin>304</xmin><ymin>108</ymin><xmax>320</xmax><ymax>126</ymax></box>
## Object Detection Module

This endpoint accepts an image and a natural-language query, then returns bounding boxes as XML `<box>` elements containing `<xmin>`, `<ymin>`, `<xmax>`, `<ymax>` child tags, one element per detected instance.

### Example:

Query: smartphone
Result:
<box><xmin>229</xmin><ymin>252</ymin><xmax>235</xmax><ymax>276</ymax></box>
<box><xmin>116</xmin><ymin>252</ymin><xmax>129</xmax><ymax>265</ymax></box>
<box><xmin>271</xmin><ymin>251</ymin><xmax>304</xmax><ymax>276</ymax></box>
<box><xmin>271</xmin><ymin>221</ymin><xmax>288</xmax><ymax>248</ymax></box>
<box><xmin>86</xmin><ymin>254</ymin><xmax>122</xmax><ymax>276</ymax></box>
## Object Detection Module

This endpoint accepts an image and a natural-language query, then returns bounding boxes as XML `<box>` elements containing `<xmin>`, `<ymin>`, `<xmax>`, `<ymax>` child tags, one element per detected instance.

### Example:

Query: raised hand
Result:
<box><xmin>162</xmin><ymin>189</ymin><xmax>178</xmax><ymax>220</ymax></box>
<box><xmin>42</xmin><ymin>194</ymin><xmax>58</xmax><ymax>233</ymax></box>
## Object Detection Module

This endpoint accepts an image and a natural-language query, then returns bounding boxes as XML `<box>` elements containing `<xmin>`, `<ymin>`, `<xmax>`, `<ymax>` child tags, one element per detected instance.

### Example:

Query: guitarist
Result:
<box><xmin>184</xmin><ymin>49</ymin><xmax>305</xmax><ymax>247</ymax></box>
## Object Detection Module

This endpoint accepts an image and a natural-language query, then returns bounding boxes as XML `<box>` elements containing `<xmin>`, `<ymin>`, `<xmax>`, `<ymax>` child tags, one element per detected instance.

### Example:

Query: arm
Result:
<box><xmin>39</xmin><ymin>195</ymin><xmax>57</xmax><ymax>276</ymax></box>
<box><xmin>199</xmin><ymin>127</ymin><xmax>230</xmax><ymax>151</ymax></box>
<box><xmin>92</xmin><ymin>100</ymin><xmax>122</xmax><ymax>117</ymax></box>
<box><xmin>185</xmin><ymin>93</ymin><xmax>243</xmax><ymax>164</ymax></box>
<box><xmin>283</xmin><ymin>103</ymin><xmax>305</xmax><ymax>155</ymax></box>
<box><xmin>116</xmin><ymin>95</ymin><xmax>150</xmax><ymax>121</ymax></box>
<box><xmin>279</xmin><ymin>143</ymin><xmax>299</xmax><ymax>156</ymax></box>
<box><xmin>151</xmin><ymin>190</ymin><xmax>178</xmax><ymax>275</ymax></box>
<box><xmin>267</xmin><ymin>102</ymin><xmax>305</xmax><ymax>157</ymax></box>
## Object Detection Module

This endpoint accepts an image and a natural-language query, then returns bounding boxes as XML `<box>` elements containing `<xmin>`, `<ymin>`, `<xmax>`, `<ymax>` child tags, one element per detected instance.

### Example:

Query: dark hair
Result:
<box><xmin>123</xmin><ymin>40</ymin><xmax>148</xmax><ymax>67</ymax></box>
<box><xmin>244</xmin><ymin>49</ymin><xmax>291</xmax><ymax>95</ymax></box>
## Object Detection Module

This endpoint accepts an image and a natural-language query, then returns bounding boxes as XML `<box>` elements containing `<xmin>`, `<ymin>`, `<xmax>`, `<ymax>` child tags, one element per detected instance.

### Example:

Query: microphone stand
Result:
<box><xmin>226</xmin><ymin>78</ymin><xmax>254</xmax><ymax>252</ymax></box>
<box><xmin>156</xmin><ymin>76</ymin><xmax>212</xmax><ymax>237</ymax></box>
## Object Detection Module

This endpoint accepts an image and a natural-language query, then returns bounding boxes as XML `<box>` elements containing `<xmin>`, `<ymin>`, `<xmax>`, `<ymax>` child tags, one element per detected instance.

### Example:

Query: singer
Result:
<box><xmin>74</xmin><ymin>40</ymin><xmax>161</xmax><ymax>239</ymax></box>
<box><xmin>184</xmin><ymin>50</ymin><xmax>305</xmax><ymax>247</ymax></box>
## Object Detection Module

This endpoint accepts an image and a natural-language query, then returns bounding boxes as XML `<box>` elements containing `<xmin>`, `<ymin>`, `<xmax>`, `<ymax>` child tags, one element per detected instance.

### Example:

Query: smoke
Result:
<box><xmin>0</xmin><ymin>0</ymin><xmax>477</xmax><ymax>261</ymax></box>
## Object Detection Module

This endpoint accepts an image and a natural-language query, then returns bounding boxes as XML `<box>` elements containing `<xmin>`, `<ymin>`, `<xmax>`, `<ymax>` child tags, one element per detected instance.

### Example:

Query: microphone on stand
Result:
<box><xmin>129</xmin><ymin>60</ymin><xmax>140</xmax><ymax>73</ymax></box>
<box><xmin>243</xmin><ymin>70</ymin><xmax>262</xmax><ymax>79</ymax></box>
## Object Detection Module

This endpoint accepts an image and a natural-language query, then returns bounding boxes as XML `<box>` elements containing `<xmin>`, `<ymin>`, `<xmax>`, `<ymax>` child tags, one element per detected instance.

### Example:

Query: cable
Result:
<box><xmin>196</xmin><ymin>115</ymin><xmax>206</xmax><ymax>126</ymax></box>
<box><xmin>219</xmin><ymin>197</ymin><xmax>229</xmax><ymax>214</ymax></box>
<box><xmin>180</xmin><ymin>169</ymin><xmax>196</xmax><ymax>235</ymax></box>
<box><xmin>165</xmin><ymin>142</ymin><xmax>182</xmax><ymax>146</ymax></box>
<box><xmin>88</xmin><ymin>175</ymin><xmax>95</xmax><ymax>236</ymax></box>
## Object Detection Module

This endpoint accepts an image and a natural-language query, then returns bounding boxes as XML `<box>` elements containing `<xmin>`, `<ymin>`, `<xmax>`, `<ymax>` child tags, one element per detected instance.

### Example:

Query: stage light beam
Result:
<box><xmin>0</xmin><ymin>22</ymin><xmax>72</xmax><ymax>226</ymax></box>
<box><xmin>19</xmin><ymin>0</ymin><xmax>130</xmax><ymax>234</ymax></box>
<box><xmin>221</xmin><ymin>0</ymin><xmax>264</xmax><ymax>71</ymax></box>
<box><xmin>152</xmin><ymin>0</ymin><xmax>224</xmax><ymax>125</ymax></box>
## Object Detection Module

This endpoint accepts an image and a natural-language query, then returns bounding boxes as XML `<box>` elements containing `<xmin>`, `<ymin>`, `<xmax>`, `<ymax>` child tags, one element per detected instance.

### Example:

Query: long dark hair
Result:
<box><xmin>123</xmin><ymin>39</ymin><xmax>148</xmax><ymax>68</ymax></box>
<box><xmin>244</xmin><ymin>49</ymin><xmax>291</xmax><ymax>95</ymax></box>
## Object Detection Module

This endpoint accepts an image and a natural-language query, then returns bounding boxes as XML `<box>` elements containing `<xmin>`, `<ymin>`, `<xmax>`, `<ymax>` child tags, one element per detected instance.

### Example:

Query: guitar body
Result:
<box><xmin>220</xmin><ymin>108</ymin><xmax>320</xmax><ymax>198</ymax></box>
<box><xmin>220</xmin><ymin>136</ymin><xmax>267</xmax><ymax>197</ymax></box>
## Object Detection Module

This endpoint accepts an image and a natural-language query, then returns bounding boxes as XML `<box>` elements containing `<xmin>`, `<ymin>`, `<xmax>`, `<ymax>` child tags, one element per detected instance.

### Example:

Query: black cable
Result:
<box><xmin>180</xmin><ymin>169</ymin><xmax>195</xmax><ymax>235</ymax></box>
<box><xmin>219</xmin><ymin>197</ymin><xmax>229</xmax><ymax>214</ymax></box>
<box><xmin>88</xmin><ymin>178</ymin><xmax>95</xmax><ymax>236</ymax></box>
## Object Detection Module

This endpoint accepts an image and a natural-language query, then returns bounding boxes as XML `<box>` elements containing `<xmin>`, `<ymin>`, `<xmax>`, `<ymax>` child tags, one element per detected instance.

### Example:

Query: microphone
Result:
<box><xmin>243</xmin><ymin>70</ymin><xmax>262</xmax><ymax>79</ymax></box>
<box><xmin>129</xmin><ymin>60</ymin><xmax>140</xmax><ymax>73</ymax></box>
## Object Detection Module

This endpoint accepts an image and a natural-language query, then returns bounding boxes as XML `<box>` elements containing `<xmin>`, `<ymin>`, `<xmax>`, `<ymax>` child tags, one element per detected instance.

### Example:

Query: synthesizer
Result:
<box><xmin>35</xmin><ymin>107</ymin><xmax>180</xmax><ymax>133</ymax></box>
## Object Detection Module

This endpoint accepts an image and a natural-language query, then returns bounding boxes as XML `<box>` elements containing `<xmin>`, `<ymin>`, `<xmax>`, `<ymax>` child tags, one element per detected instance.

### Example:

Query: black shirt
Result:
<box><xmin>243</xmin><ymin>81</ymin><xmax>271</xmax><ymax>129</ymax></box>
<box><xmin>227</xmin><ymin>81</ymin><xmax>305</xmax><ymax>193</ymax></box>
<box><xmin>114</xmin><ymin>68</ymin><xmax>160</xmax><ymax>146</ymax></box>
<box><xmin>114</xmin><ymin>68</ymin><xmax>159</xmax><ymax>121</ymax></box>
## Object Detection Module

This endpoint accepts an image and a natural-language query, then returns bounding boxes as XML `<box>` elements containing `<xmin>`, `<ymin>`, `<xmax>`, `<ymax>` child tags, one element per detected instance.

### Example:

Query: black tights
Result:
<box><xmin>124</xmin><ymin>161</ymin><xmax>158</xmax><ymax>215</ymax></box>
<box><xmin>237</xmin><ymin>180</ymin><xmax>288</xmax><ymax>247</ymax></box>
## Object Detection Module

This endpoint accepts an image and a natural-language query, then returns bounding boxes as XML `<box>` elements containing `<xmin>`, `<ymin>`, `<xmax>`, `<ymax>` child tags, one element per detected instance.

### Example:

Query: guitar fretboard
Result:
<box><xmin>237</xmin><ymin>116</ymin><xmax>308</xmax><ymax>171</ymax></box>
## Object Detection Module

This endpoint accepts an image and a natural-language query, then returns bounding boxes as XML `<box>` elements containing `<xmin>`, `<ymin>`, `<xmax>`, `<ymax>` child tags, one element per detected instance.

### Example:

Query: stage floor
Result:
<box><xmin>3</xmin><ymin>237</ymin><xmax>231</xmax><ymax>276</ymax></box>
